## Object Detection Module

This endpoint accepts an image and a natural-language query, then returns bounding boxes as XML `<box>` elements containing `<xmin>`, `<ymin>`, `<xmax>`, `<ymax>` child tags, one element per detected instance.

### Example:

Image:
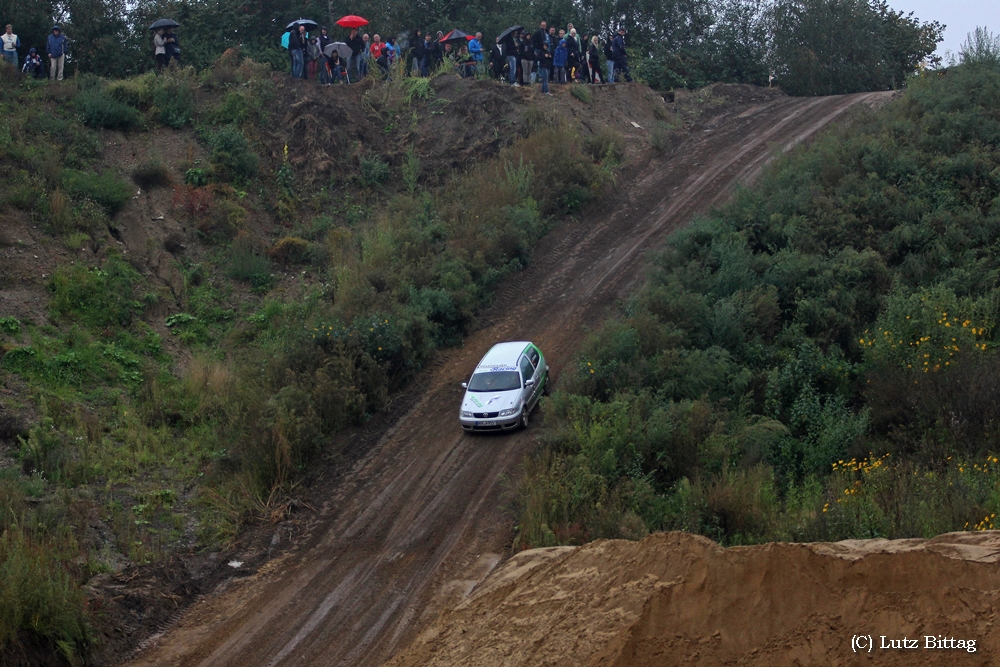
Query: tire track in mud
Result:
<box><xmin>125</xmin><ymin>90</ymin><xmax>887</xmax><ymax>667</ymax></box>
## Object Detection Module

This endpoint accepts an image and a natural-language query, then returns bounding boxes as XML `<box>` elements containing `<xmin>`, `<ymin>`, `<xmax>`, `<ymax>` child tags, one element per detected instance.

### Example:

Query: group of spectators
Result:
<box><xmin>2</xmin><ymin>23</ymin><xmax>68</xmax><ymax>81</ymax></box>
<box><xmin>486</xmin><ymin>23</ymin><xmax>632</xmax><ymax>94</ymax></box>
<box><xmin>284</xmin><ymin>20</ymin><xmax>633</xmax><ymax>90</ymax></box>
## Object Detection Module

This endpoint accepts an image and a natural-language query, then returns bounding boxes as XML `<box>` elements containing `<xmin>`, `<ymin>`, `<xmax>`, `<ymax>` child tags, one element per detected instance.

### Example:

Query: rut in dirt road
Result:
<box><xmin>126</xmin><ymin>90</ymin><xmax>889</xmax><ymax>667</ymax></box>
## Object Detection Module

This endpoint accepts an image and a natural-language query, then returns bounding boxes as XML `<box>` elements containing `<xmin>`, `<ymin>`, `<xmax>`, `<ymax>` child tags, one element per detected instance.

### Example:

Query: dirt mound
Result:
<box><xmin>387</xmin><ymin>531</ymin><xmax>1000</xmax><ymax>667</ymax></box>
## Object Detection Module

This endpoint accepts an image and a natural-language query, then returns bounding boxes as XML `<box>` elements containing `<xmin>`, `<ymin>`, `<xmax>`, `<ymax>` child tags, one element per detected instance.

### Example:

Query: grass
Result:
<box><xmin>514</xmin><ymin>59</ymin><xmax>1000</xmax><ymax>549</ymax></box>
<box><xmin>569</xmin><ymin>85</ymin><xmax>593</xmax><ymax>104</ymax></box>
<box><xmin>0</xmin><ymin>52</ymin><xmax>623</xmax><ymax>664</ymax></box>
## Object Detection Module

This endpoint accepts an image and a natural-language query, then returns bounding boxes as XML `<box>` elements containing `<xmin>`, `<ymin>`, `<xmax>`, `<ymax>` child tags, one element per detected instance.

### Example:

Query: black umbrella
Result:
<box><xmin>497</xmin><ymin>25</ymin><xmax>523</xmax><ymax>43</ymax></box>
<box><xmin>439</xmin><ymin>29</ymin><xmax>472</xmax><ymax>44</ymax></box>
<box><xmin>285</xmin><ymin>18</ymin><xmax>319</xmax><ymax>32</ymax></box>
<box><xmin>149</xmin><ymin>18</ymin><xmax>180</xmax><ymax>31</ymax></box>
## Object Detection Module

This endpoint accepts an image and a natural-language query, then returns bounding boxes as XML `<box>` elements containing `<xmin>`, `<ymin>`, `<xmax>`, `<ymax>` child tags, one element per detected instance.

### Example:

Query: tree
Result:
<box><xmin>769</xmin><ymin>0</ymin><xmax>943</xmax><ymax>96</ymax></box>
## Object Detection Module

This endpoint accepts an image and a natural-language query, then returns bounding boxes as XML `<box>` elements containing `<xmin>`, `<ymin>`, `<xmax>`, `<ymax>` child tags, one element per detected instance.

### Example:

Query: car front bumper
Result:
<box><xmin>460</xmin><ymin>414</ymin><xmax>521</xmax><ymax>431</ymax></box>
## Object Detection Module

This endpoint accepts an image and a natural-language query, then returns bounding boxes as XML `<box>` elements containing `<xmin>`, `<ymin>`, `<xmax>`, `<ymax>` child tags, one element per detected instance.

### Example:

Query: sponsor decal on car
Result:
<box><xmin>470</xmin><ymin>396</ymin><xmax>483</xmax><ymax>408</ymax></box>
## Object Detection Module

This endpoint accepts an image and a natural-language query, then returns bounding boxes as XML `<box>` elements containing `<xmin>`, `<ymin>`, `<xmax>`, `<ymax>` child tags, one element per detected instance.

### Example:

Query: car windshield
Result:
<box><xmin>467</xmin><ymin>371</ymin><xmax>521</xmax><ymax>392</ymax></box>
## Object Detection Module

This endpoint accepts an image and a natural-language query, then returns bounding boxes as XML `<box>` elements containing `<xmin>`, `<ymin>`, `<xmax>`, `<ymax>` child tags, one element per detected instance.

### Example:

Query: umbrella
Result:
<box><xmin>440</xmin><ymin>29</ymin><xmax>473</xmax><ymax>44</ymax></box>
<box><xmin>336</xmin><ymin>15</ymin><xmax>369</xmax><ymax>29</ymax></box>
<box><xmin>497</xmin><ymin>25</ymin><xmax>523</xmax><ymax>43</ymax></box>
<box><xmin>285</xmin><ymin>18</ymin><xmax>318</xmax><ymax>32</ymax></box>
<box><xmin>324</xmin><ymin>42</ymin><xmax>352</xmax><ymax>60</ymax></box>
<box><xmin>149</xmin><ymin>18</ymin><xmax>179</xmax><ymax>31</ymax></box>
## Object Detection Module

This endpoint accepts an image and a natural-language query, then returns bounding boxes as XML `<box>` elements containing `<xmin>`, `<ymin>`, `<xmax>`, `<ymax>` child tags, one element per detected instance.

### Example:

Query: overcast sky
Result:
<box><xmin>883</xmin><ymin>0</ymin><xmax>1000</xmax><ymax>61</ymax></box>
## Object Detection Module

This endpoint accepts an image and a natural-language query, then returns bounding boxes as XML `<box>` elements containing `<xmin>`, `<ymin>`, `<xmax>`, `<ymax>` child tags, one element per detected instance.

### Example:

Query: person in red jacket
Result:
<box><xmin>370</xmin><ymin>34</ymin><xmax>388</xmax><ymax>73</ymax></box>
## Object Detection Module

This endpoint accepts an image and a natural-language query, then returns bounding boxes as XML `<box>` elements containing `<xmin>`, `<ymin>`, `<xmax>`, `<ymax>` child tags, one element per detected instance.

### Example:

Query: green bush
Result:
<box><xmin>153</xmin><ymin>75</ymin><xmax>195</xmax><ymax>128</ymax></box>
<box><xmin>360</xmin><ymin>154</ymin><xmax>390</xmax><ymax>187</ymax></box>
<box><xmin>210</xmin><ymin>126</ymin><xmax>258</xmax><ymax>184</ymax></box>
<box><xmin>226</xmin><ymin>233</ymin><xmax>272</xmax><ymax>289</ymax></box>
<box><xmin>514</xmin><ymin>61</ymin><xmax>1000</xmax><ymax>548</ymax></box>
<box><xmin>75</xmin><ymin>90</ymin><xmax>142</xmax><ymax>130</ymax></box>
<box><xmin>0</xmin><ymin>529</ymin><xmax>91</xmax><ymax>659</ymax></box>
<box><xmin>49</xmin><ymin>255</ymin><xmax>141</xmax><ymax>328</ymax></box>
<box><xmin>61</xmin><ymin>169</ymin><xmax>132</xmax><ymax>215</ymax></box>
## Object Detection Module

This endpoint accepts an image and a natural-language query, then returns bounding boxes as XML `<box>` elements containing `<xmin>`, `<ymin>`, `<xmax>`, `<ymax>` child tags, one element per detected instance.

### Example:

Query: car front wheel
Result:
<box><xmin>520</xmin><ymin>409</ymin><xmax>529</xmax><ymax>430</ymax></box>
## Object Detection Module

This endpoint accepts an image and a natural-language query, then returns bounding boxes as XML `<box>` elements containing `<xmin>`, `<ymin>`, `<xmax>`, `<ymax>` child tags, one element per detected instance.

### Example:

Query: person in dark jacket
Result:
<box><xmin>410</xmin><ymin>30</ymin><xmax>424</xmax><ymax>75</ymax></box>
<box><xmin>519</xmin><ymin>32</ymin><xmax>534</xmax><ymax>85</ymax></box>
<box><xmin>611</xmin><ymin>27</ymin><xmax>632</xmax><ymax>82</ymax></box>
<box><xmin>490</xmin><ymin>37</ymin><xmax>506</xmax><ymax>82</ymax></box>
<box><xmin>47</xmin><ymin>25</ymin><xmax>68</xmax><ymax>81</ymax></box>
<box><xmin>21</xmin><ymin>47</ymin><xmax>42</xmax><ymax>78</ymax></box>
<box><xmin>587</xmin><ymin>35</ymin><xmax>602</xmax><ymax>83</ymax></box>
<box><xmin>318</xmin><ymin>27</ymin><xmax>331</xmax><ymax>84</ymax></box>
<box><xmin>531</xmin><ymin>21</ymin><xmax>548</xmax><ymax>58</ymax></box>
<box><xmin>538</xmin><ymin>40</ymin><xmax>552</xmax><ymax>94</ymax></box>
<box><xmin>288</xmin><ymin>25</ymin><xmax>306</xmax><ymax>79</ymax></box>
<box><xmin>346</xmin><ymin>28</ymin><xmax>364</xmax><ymax>81</ymax></box>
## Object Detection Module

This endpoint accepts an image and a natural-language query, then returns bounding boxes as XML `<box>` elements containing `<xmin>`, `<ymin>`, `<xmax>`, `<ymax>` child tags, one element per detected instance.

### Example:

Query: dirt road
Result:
<box><xmin>126</xmin><ymin>90</ymin><xmax>888</xmax><ymax>667</ymax></box>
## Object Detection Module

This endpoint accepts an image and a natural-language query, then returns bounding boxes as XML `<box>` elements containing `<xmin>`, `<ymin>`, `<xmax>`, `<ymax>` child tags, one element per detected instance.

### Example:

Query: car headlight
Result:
<box><xmin>460</xmin><ymin>410</ymin><xmax>474</xmax><ymax>418</ymax></box>
<box><xmin>498</xmin><ymin>407</ymin><xmax>518</xmax><ymax>417</ymax></box>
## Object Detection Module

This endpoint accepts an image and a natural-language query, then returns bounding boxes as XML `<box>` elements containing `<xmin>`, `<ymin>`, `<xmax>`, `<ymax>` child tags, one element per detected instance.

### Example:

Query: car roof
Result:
<box><xmin>476</xmin><ymin>341</ymin><xmax>531</xmax><ymax>370</ymax></box>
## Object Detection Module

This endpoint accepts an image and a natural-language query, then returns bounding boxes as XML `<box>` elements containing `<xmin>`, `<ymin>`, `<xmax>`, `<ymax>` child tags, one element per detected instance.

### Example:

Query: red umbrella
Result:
<box><xmin>336</xmin><ymin>15</ymin><xmax>369</xmax><ymax>28</ymax></box>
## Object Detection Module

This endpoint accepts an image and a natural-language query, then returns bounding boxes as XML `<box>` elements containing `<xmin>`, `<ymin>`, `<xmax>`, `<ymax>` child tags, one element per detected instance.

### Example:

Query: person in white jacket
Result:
<box><xmin>1</xmin><ymin>25</ymin><xmax>19</xmax><ymax>68</ymax></box>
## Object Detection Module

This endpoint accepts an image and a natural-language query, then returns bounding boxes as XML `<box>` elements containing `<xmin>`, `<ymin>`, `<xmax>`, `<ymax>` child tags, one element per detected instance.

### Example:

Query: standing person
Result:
<box><xmin>420</xmin><ymin>33</ymin><xmax>434</xmax><ymax>75</ymax></box>
<box><xmin>153</xmin><ymin>28</ymin><xmax>169</xmax><ymax>70</ymax></box>
<box><xmin>489</xmin><ymin>37</ymin><xmax>504</xmax><ymax>81</ymax></box>
<box><xmin>612</xmin><ymin>27</ymin><xmax>632</xmax><ymax>82</ymax></box>
<box><xmin>359</xmin><ymin>34</ymin><xmax>370</xmax><ymax>78</ymax></box>
<box><xmin>587</xmin><ymin>35</ymin><xmax>602</xmax><ymax>83</ymax></box>
<box><xmin>288</xmin><ymin>25</ymin><xmax>306</xmax><ymax>79</ymax></box>
<box><xmin>370</xmin><ymin>34</ymin><xmax>387</xmax><ymax>73</ymax></box>
<box><xmin>431</xmin><ymin>32</ymin><xmax>444</xmax><ymax>70</ymax></box>
<box><xmin>504</xmin><ymin>35</ymin><xmax>518</xmax><ymax>86</ymax></box>
<box><xmin>165</xmin><ymin>28</ymin><xmax>180</xmax><ymax>64</ymax></box>
<box><xmin>306</xmin><ymin>36</ymin><xmax>321</xmax><ymax>80</ymax></box>
<box><xmin>531</xmin><ymin>21</ymin><xmax>548</xmax><ymax>86</ymax></box>
<box><xmin>603</xmin><ymin>32</ymin><xmax>615</xmax><ymax>83</ymax></box>
<box><xmin>468</xmin><ymin>32</ymin><xmax>483</xmax><ymax>73</ymax></box>
<box><xmin>347</xmin><ymin>28</ymin><xmax>364</xmax><ymax>81</ymax></box>
<box><xmin>565</xmin><ymin>29</ymin><xmax>580</xmax><ymax>80</ymax></box>
<box><xmin>553</xmin><ymin>39</ymin><xmax>567</xmax><ymax>84</ymax></box>
<box><xmin>318</xmin><ymin>27</ymin><xmax>331</xmax><ymax>84</ymax></box>
<box><xmin>47</xmin><ymin>25</ymin><xmax>67</xmax><ymax>81</ymax></box>
<box><xmin>519</xmin><ymin>32</ymin><xmax>534</xmax><ymax>85</ymax></box>
<box><xmin>410</xmin><ymin>30</ymin><xmax>424</xmax><ymax>75</ymax></box>
<box><xmin>2</xmin><ymin>25</ymin><xmax>19</xmax><ymax>68</ymax></box>
<box><xmin>538</xmin><ymin>39</ymin><xmax>552</xmax><ymax>95</ymax></box>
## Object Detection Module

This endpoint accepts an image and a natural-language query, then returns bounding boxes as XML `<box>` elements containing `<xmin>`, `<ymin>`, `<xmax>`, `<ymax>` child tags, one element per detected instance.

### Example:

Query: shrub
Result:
<box><xmin>0</xmin><ymin>528</ymin><xmax>91</xmax><ymax>659</ymax></box>
<box><xmin>75</xmin><ymin>90</ymin><xmax>141</xmax><ymax>130</ymax></box>
<box><xmin>46</xmin><ymin>189</ymin><xmax>72</xmax><ymax>234</ymax></box>
<box><xmin>210</xmin><ymin>126</ymin><xmax>258</xmax><ymax>184</ymax></box>
<box><xmin>226</xmin><ymin>232</ymin><xmax>272</xmax><ymax>289</ymax></box>
<box><xmin>197</xmin><ymin>199</ymin><xmax>246</xmax><ymax>242</ymax></box>
<box><xmin>584</xmin><ymin>127</ymin><xmax>625</xmax><ymax>163</ymax></box>
<box><xmin>267</xmin><ymin>237</ymin><xmax>310</xmax><ymax>265</ymax></box>
<box><xmin>153</xmin><ymin>74</ymin><xmax>195</xmax><ymax>128</ymax></box>
<box><xmin>61</xmin><ymin>169</ymin><xmax>132</xmax><ymax>215</ymax></box>
<box><xmin>360</xmin><ymin>154</ymin><xmax>390</xmax><ymax>187</ymax></box>
<box><xmin>131</xmin><ymin>161</ymin><xmax>172</xmax><ymax>189</ymax></box>
<box><xmin>49</xmin><ymin>255</ymin><xmax>141</xmax><ymax>327</ymax></box>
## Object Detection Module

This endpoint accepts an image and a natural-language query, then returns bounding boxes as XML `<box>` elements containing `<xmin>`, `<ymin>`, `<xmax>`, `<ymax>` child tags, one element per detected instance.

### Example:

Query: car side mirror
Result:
<box><xmin>524</xmin><ymin>379</ymin><xmax>535</xmax><ymax>388</ymax></box>
<box><xmin>461</xmin><ymin>382</ymin><xmax>468</xmax><ymax>389</ymax></box>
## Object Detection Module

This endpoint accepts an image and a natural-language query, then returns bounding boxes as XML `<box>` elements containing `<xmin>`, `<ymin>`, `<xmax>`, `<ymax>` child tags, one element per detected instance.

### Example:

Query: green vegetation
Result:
<box><xmin>0</xmin><ymin>49</ymin><xmax>617</xmax><ymax>662</ymax></box>
<box><xmin>516</xmin><ymin>59</ymin><xmax>1000</xmax><ymax>548</ymax></box>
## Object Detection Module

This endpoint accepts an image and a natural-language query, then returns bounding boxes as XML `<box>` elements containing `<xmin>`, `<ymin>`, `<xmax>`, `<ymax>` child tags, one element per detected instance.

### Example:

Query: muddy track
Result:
<box><xmin>126</xmin><ymin>90</ymin><xmax>889</xmax><ymax>667</ymax></box>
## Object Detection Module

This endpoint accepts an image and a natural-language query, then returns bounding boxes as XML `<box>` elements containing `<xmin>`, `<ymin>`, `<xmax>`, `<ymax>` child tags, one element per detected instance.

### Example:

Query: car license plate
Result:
<box><xmin>478</xmin><ymin>421</ymin><xmax>497</xmax><ymax>426</ymax></box>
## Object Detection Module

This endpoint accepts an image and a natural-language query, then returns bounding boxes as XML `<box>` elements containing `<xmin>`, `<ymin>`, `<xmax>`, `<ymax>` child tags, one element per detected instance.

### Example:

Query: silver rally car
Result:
<box><xmin>459</xmin><ymin>341</ymin><xmax>549</xmax><ymax>431</ymax></box>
